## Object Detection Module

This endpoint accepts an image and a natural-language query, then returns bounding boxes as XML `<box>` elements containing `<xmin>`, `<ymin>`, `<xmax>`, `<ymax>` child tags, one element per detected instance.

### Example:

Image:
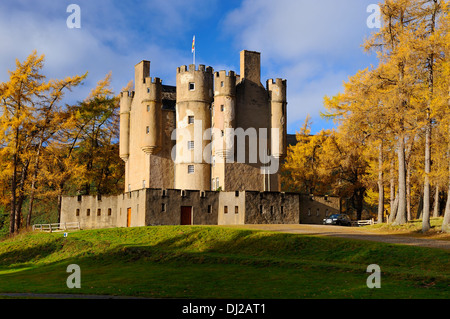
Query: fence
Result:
<box><xmin>351</xmin><ymin>219</ymin><xmax>375</xmax><ymax>227</ymax></box>
<box><xmin>32</xmin><ymin>222</ymin><xmax>80</xmax><ymax>233</ymax></box>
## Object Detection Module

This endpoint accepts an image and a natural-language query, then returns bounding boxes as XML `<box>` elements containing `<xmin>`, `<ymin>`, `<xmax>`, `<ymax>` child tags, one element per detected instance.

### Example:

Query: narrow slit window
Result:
<box><xmin>76</xmin><ymin>209</ymin><xmax>80</xmax><ymax>216</ymax></box>
<box><xmin>224</xmin><ymin>206</ymin><xmax>228</xmax><ymax>214</ymax></box>
<box><xmin>189</xmin><ymin>82</ymin><xmax>195</xmax><ymax>91</ymax></box>
<box><xmin>108</xmin><ymin>208</ymin><xmax>112</xmax><ymax>216</ymax></box>
<box><xmin>87</xmin><ymin>209</ymin><xmax>90</xmax><ymax>216</ymax></box>
<box><xmin>97</xmin><ymin>209</ymin><xmax>101</xmax><ymax>216</ymax></box>
<box><xmin>235</xmin><ymin>206</ymin><xmax>239</xmax><ymax>214</ymax></box>
<box><xmin>188</xmin><ymin>165</ymin><xmax>195</xmax><ymax>174</ymax></box>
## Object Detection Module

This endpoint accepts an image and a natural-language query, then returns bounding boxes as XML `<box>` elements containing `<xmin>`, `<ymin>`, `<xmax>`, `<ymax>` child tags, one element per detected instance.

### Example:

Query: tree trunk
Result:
<box><xmin>14</xmin><ymin>159</ymin><xmax>29</xmax><ymax>232</ymax></box>
<box><xmin>395</xmin><ymin>135</ymin><xmax>407</xmax><ymax>225</ymax></box>
<box><xmin>388</xmin><ymin>192</ymin><xmax>399</xmax><ymax>224</ymax></box>
<box><xmin>377</xmin><ymin>141</ymin><xmax>384</xmax><ymax>223</ymax></box>
<box><xmin>422</xmin><ymin>116</ymin><xmax>432</xmax><ymax>232</ymax></box>
<box><xmin>442</xmin><ymin>123</ymin><xmax>450</xmax><ymax>233</ymax></box>
<box><xmin>26</xmin><ymin>145</ymin><xmax>42</xmax><ymax>228</ymax></box>
<box><xmin>416</xmin><ymin>194</ymin><xmax>424</xmax><ymax>220</ymax></box>
<box><xmin>406</xmin><ymin>159</ymin><xmax>411</xmax><ymax>221</ymax></box>
<box><xmin>433</xmin><ymin>185</ymin><xmax>440</xmax><ymax>218</ymax></box>
<box><xmin>9</xmin><ymin>152</ymin><xmax>17</xmax><ymax>235</ymax></box>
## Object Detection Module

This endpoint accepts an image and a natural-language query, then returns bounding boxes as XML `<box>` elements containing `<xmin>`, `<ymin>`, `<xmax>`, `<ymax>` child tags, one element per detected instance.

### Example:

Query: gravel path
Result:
<box><xmin>222</xmin><ymin>224</ymin><xmax>450</xmax><ymax>250</ymax></box>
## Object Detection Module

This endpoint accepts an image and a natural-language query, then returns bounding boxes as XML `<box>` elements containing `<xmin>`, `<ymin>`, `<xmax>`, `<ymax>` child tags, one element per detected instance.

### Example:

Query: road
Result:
<box><xmin>221</xmin><ymin>224</ymin><xmax>450</xmax><ymax>250</ymax></box>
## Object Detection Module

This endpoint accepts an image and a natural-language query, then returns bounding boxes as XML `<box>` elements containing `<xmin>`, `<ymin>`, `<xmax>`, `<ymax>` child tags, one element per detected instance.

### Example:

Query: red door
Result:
<box><xmin>180</xmin><ymin>206</ymin><xmax>192</xmax><ymax>225</ymax></box>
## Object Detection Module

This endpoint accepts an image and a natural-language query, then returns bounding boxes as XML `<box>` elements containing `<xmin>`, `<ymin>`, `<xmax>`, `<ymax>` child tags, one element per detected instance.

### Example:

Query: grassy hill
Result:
<box><xmin>0</xmin><ymin>225</ymin><xmax>448</xmax><ymax>299</ymax></box>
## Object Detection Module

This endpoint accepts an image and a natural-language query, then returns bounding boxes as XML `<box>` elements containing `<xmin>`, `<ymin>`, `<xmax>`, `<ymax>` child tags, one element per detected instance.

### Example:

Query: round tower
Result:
<box><xmin>140</xmin><ymin>77</ymin><xmax>163</xmax><ymax>155</ymax></box>
<box><xmin>175</xmin><ymin>64</ymin><xmax>213</xmax><ymax>191</ymax></box>
<box><xmin>267</xmin><ymin>78</ymin><xmax>287</xmax><ymax>160</ymax></box>
<box><xmin>213</xmin><ymin>70</ymin><xmax>236</xmax><ymax>159</ymax></box>
<box><xmin>119</xmin><ymin>90</ymin><xmax>133</xmax><ymax>161</ymax></box>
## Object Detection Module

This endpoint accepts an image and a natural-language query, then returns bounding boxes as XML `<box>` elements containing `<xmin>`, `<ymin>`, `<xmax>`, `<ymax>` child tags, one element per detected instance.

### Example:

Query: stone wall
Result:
<box><xmin>146</xmin><ymin>189</ymin><xmax>219</xmax><ymax>226</ymax></box>
<box><xmin>60</xmin><ymin>195</ymin><xmax>118</xmax><ymax>229</ymax></box>
<box><xmin>299</xmin><ymin>195</ymin><xmax>341</xmax><ymax>224</ymax></box>
<box><xmin>244</xmin><ymin>191</ymin><xmax>300</xmax><ymax>224</ymax></box>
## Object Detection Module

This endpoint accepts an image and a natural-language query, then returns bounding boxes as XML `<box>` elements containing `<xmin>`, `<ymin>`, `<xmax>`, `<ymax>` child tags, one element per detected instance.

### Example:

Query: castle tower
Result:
<box><xmin>119</xmin><ymin>91</ymin><xmax>133</xmax><ymax>161</ymax></box>
<box><xmin>140</xmin><ymin>77</ymin><xmax>163</xmax><ymax>155</ymax></box>
<box><xmin>175</xmin><ymin>64</ymin><xmax>214</xmax><ymax>191</ymax></box>
<box><xmin>267</xmin><ymin>78</ymin><xmax>287</xmax><ymax>160</ymax></box>
<box><xmin>213</xmin><ymin>70</ymin><xmax>236</xmax><ymax>159</ymax></box>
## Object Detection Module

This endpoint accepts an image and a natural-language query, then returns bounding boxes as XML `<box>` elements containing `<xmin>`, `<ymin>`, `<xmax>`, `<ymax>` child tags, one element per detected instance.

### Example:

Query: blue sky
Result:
<box><xmin>0</xmin><ymin>0</ymin><xmax>380</xmax><ymax>134</ymax></box>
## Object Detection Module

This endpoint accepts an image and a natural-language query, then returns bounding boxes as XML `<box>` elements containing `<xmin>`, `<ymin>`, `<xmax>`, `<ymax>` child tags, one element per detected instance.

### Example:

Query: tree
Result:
<box><xmin>0</xmin><ymin>51</ymin><xmax>86</xmax><ymax>234</ymax></box>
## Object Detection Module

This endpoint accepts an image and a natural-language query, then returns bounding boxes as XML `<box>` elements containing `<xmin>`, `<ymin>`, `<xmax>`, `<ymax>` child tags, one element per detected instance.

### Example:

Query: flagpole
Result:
<box><xmin>192</xmin><ymin>35</ymin><xmax>196</xmax><ymax>65</ymax></box>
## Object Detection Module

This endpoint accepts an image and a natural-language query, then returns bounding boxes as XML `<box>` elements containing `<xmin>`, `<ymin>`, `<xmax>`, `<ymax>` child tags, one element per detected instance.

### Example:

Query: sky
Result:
<box><xmin>0</xmin><ymin>0</ymin><xmax>381</xmax><ymax>135</ymax></box>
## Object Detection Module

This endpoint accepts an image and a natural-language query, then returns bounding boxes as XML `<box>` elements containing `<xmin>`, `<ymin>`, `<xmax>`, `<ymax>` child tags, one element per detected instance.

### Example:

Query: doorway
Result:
<box><xmin>180</xmin><ymin>206</ymin><xmax>192</xmax><ymax>225</ymax></box>
<box><xmin>127</xmin><ymin>208</ymin><xmax>131</xmax><ymax>227</ymax></box>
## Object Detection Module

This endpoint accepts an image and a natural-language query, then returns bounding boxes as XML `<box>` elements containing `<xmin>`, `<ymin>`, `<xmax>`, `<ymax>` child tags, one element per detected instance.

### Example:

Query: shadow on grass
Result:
<box><xmin>0</xmin><ymin>226</ymin><xmax>449</xmax><ymax>298</ymax></box>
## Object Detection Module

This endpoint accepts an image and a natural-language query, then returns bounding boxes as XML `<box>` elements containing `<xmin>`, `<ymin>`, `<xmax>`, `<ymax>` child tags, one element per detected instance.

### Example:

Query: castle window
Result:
<box><xmin>189</xmin><ymin>82</ymin><xmax>195</xmax><ymax>91</ymax></box>
<box><xmin>147</xmin><ymin>88</ymin><xmax>150</xmax><ymax>93</ymax></box>
<box><xmin>188</xmin><ymin>141</ymin><xmax>194</xmax><ymax>150</ymax></box>
<box><xmin>108</xmin><ymin>208</ymin><xmax>112</xmax><ymax>216</ymax></box>
<box><xmin>308</xmin><ymin>208</ymin><xmax>311</xmax><ymax>216</ymax></box>
<box><xmin>188</xmin><ymin>116</ymin><xmax>194</xmax><ymax>124</ymax></box>
<box><xmin>220</xmin><ymin>105</ymin><xmax>224</xmax><ymax>112</ymax></box>
<box><xmin>224</xmin><ymin>206</ymin><xmax>228</xmax><ymax>214</ymax></box>
<box><xmin>146</xmin><ymin>126</ymin><xmax>150</xmax><ymax>134</ymax></box>
<box><xmin>188</xmin><ymin>165</ymin><xmax>195</xmax><ymax>174</ymax></box>
<box><xmin>259</xmin><ymin>205</ymin><xmax>263</xmax><ymax>214</ymax></box>
<box><xmin>281</xmin><ymin>206</ymin><xmax>284</xmax><ymax>215</ymax></box>
<box><xmin>235</xmin><ymin>206</ymin><xmax>239</xmax><ymax>214</ymax></box>
<box><xmin>208</xmin><ymin>205</ymin><xmax>212</xmax><ymax>214</ymax></box>
<box><xmin>221</xmin><ymin>81</ymin><xmax>224</xmax><ymax>87</ymax></box>
<box><xmin>161</xmin><ymin>203</ymin><xmax>166</xmax><ymax>212</ymax></box>
<box><xmin>316</xmin><ymin>208</ymin><xmax>319</xmax><ymax>216</ymax></box>
<box><xmin>76</xmin><ymin>209</ymin><xmax>80</xmax><ymax>216</ymax></box>
<box><xmin>87</xmin><ymin>209</ymin><xmax>90</xmax><ymax>216</ymax></box>
<box><xmin>216</xmin><ymin>178</ymin><xmax>219</xmax><ymax>189</ymax></box>
<box><xmin>147</xmin><ymin>105</ymin><xmax>150</xmax><ymax>112</ymax></box>
<box><xmin>97</xmin><ymin>209</ymin><xmax>101</xmax><ymax>216</ymax></box>
<box><xmin>221</xmin><ymin>130</ymin><xmax>224</xmax><ymax>137</ymax></box>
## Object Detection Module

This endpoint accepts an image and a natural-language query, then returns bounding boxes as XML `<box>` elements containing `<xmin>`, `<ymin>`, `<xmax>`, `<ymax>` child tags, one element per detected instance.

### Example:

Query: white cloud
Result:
<box><xmin>223</xmin><ymin>0</ymin><xmax>377</xmax><ymax>133</ymax></box>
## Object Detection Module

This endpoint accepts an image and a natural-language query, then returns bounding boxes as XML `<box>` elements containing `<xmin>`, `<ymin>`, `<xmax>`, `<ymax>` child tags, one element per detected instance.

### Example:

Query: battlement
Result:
<box><xmin>177</xmin><ymin>64</ymin><xmax>213</xmax><ymax>74</ymax></box>
<box><xmin>215</xmin><ymin>70</ymin><xmax>236</xmax><ymax>78</ymax></box>
<box><xmin>120</xmin><ymin>90</ymin><xmax>135</xmax><ymax>98</ymax></box>
<box><xmin>143</xmin><ymin>77</ymin><xmax>162</xmax><ymax>85</ymax></box>
<box><xmin>267</xmin><ymin>78</ymin><xmax>287</xmax><ymax>102</ymax></box>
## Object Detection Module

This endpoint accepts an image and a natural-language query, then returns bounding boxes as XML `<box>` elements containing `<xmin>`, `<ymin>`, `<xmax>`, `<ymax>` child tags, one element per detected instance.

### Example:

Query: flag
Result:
<box><xmin>192</xmin><ymin>36</ymin><xmax>195</xmax><ymax>53</ymax></box>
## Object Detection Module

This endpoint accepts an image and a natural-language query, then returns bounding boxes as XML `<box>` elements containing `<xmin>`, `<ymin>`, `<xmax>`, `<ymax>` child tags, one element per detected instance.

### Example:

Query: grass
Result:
<box><xmin>0</xmin><ymin>225</ymin><xmax>448</xmax><ymax>299</ymax></box>
<box><xmin>364</xmin><ymin>217</ymin><xmax>450</xmax><ymax>240</ymax></box>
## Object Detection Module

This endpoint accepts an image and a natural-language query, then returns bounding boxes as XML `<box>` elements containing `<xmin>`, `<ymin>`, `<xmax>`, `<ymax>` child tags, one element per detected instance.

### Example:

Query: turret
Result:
<box><xmin>119</xmin><ymin>91</ymin><xmax>133</xmax><ymax>161</ymax></box>
<box><xmin>267</xmin><ymin>78</ymin><xmax>287</xmax><ymax>160</ymax></box>
<box><xmin>175</xmin><ymin>64</ymin><xmax>213</xmax><ymax>191</ymax></box>
<box><xmin>141</xmin><ymin>77</ymin><xmax>163</xmax><ymax>155</ymax></box>
<box><xmin>214</xmin><ymin>70</ymin><xmax>236</xmax><ymax>159</ymax></box>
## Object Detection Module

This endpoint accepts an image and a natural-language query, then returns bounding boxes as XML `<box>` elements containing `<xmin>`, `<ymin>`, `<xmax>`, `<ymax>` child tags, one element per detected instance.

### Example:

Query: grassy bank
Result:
<box><xmin>0</xmin><ymin>226</ymin><xmax>448</xmax><ymax>299</ymax></box>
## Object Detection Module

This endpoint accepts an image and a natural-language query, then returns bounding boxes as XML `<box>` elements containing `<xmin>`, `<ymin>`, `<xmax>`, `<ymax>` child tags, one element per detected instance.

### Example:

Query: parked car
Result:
<box><xmin>323</xmin><ymin>214</ymin><xmax>352</xmax><ymax>226</ymax></box>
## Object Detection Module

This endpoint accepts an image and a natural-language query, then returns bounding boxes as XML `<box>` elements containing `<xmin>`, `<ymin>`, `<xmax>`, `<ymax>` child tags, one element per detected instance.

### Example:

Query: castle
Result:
<box><xmin>60</xmin><ymin>50</ymin><xmax>340</xmax><ymax>229</ymax></box>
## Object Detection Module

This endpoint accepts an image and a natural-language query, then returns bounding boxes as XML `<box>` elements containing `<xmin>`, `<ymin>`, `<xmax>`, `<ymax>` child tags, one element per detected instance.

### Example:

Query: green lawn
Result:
<box><xmin>0</xmin><ymin>226</ymin><xmax>448</xmax><ymax>299</ymax></box>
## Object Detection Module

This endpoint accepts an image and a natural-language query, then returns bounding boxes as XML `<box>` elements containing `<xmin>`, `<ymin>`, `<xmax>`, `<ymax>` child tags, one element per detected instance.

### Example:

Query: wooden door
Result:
<box><xmin>180</xmin><ymin>206</ymin><xmax>192</xmax><ymax>225</ymax></box>
<box><xmin>127</xmin><ymin>208</ymin><xmax>131</xmax><ymax>227</ymax></box>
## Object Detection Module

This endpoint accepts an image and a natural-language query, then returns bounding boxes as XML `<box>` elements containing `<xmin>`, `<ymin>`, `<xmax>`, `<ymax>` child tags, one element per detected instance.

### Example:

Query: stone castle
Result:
<box><xmin>61</xmin><ymin>50</ymin><xmax>341</xmax><ymax>229</ymax></box>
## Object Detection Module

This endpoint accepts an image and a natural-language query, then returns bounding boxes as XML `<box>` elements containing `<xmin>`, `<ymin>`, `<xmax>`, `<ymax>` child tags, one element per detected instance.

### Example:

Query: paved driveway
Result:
<box><xmin>222</xmin><ymin>224</ymin><xmax>450</xmax><ymax>250</ymax></box>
